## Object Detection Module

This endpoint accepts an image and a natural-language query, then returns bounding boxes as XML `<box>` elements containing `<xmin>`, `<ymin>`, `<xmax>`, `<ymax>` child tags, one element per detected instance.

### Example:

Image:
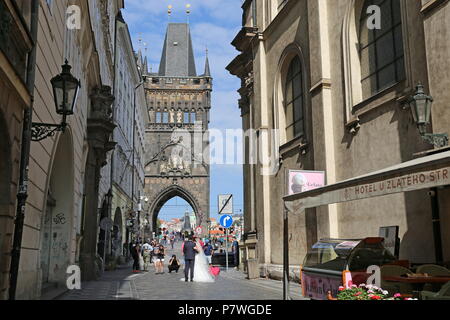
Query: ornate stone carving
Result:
<box><xmin>90</xmin><ymin>86</ymin><xmax>115</xmax><ymax>120</ymax></box>
<box><xmin>177</xmin><ymin>110</ymin><xmax>183</xmax><ymax>123</ymax></box>
<box><xmin>154</xmin><ymin>137</ymin><xmax>193</xmax><ymax>176</ymax></box>
<box><xmin>98</xmin><ymin>0</ymin><xmax>114</xmax><ymax>77</ymax></box>
<box><xmin>169</xmin><ymin>108</ymin><xmax>175</xmax><ymax>123</ymax></box>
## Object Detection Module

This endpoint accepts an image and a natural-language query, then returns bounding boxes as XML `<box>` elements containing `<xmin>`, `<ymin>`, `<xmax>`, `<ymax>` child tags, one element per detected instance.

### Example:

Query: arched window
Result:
<box><xmin>284</xmin><ymin>56</ymin><xmax>304</xmax><ymax>141</ymax></box>
<box><xmin>359</xmin><ymin>0</ymin><xmax>405</xmax><ymax>98</ymax></box>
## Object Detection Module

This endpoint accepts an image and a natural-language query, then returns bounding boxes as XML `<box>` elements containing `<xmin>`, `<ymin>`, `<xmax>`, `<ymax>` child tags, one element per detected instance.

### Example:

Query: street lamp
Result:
<box><xmin>31</xmin><ymin>60</ymin><xmax>80</xmax><ymax>141</ymax></box>
<box><xmin>407</xmin><ymin>83</ymin><xmax>449</xmax><ymax>148</ymax></box>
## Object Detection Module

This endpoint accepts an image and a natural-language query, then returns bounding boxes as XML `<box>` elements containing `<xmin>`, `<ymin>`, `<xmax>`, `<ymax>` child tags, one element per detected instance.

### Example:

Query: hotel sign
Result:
<box><xmin>343</xmin><ymin>167</ymin><xmax>449</xmax><ymax>201</ymax></box>
<box><xmin>289</xmin><ymin>166</ymin><xmax>450</xmax><ymax>211</ymax></box>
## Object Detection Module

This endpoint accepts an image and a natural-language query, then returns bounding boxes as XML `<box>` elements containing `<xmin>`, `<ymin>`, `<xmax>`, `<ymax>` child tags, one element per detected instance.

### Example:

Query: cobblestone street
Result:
<box><xmin>58</xmin><ymin>243</ymin><xmax>305</xmax><ymax>300</ymax></box>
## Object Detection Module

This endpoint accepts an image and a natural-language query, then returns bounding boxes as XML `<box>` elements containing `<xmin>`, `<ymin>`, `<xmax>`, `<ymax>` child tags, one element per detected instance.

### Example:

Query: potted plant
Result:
<box><xmin>328</xmin><ymin>284</ymin><xmax>418</xmax><ymax>300</ymax></box>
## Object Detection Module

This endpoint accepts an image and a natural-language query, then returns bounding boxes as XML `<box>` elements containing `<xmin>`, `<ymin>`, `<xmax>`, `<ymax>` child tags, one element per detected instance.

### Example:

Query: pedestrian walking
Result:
<box><xmin>142</xmin><ymin>241</ymin><xmax>152</xmax><ymax>272</ymax></box>
<box><xmin>152</xmin><ymin>244</ymin><xmax>159</xmax><ymax>270</ymax></box>
<box><xmin>232</xmin><ymin>237</ymin><xmax>239</xmax><ymax>269</ymax></box>
<box><xmin>170</xmin><ymin>235</ymin><xmax>175</xmax><ymax>249</ymax></box>
<box><xmin>155</xmin><ymin>244</ymin><xmax>165</xmax><ymax>274</ymax></box>
<box><xmin>203</xmin><ymin>240</ymin><xmax>214</xmax><ymax>265</ymax></box>
<box><xmin>131</xmin><ymin>243</ymin><xmax>141</xmax><ymax>272</ymax></box>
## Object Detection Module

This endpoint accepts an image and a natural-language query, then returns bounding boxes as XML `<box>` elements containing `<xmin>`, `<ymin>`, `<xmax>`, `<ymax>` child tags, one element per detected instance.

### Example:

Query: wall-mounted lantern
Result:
<box><xmin>407</xmin><ymin>83</ymin><xmax>448</xmax><ymax>148</ymax></box>
<box><xmin>31</xmin><ymin>60</ymin><xmax>80</xmax><ymax>141</ymax></box>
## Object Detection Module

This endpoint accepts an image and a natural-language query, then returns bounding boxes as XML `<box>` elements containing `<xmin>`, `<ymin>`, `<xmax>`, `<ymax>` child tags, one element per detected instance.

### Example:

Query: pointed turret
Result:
<box><xmin>143</xmin><ymin>56</ymin><xmax>148</xmax><ymax>75</ymax></box>
<box><xmin>204</xmin><ymin>53</ymin><xmax>211</xmax><ymax>78</ymax></box>
<box><xmin>136</xmin><ymin>49</ymin><xmax>144</xmax><ymax>72</ymax></box>
<box><xmin>158</xmin><ymin>23</ymin><xmax>197</xmax><ymax>77</ymax></box>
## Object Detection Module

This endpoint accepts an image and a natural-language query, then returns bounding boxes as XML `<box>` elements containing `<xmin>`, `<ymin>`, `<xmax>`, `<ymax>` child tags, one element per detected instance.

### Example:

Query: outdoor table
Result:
<box><xmin>383</xmin><ymin>276</ymin><xmax>450</xmax><ymax>297</ymax></box>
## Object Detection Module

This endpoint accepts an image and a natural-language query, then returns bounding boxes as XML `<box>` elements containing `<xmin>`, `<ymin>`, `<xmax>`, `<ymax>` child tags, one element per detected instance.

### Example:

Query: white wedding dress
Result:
<box><xmin>193</xmin><ymin>241</ymin><xmax>215</xmax><ymax>283</ymax></box>
<box><xmin>181</xmin><ymin>240</ymin><xmax>215</xmax><ymax>283</ymax></box>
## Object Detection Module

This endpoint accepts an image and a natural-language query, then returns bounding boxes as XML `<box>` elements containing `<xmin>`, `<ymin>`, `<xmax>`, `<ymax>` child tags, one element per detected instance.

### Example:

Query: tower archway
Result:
<box><xmin>148</xmin><ymin>185</ymin><xmax>204</xmax><ymax>235</ymax></box>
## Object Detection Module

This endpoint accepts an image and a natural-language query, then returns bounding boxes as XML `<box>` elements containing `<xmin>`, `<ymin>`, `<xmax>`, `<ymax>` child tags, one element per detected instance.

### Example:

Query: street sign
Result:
<box><xmin>218</xmin><ymin>215</ymin><xmax>234</xmax><ymax>272</ymax></box>
<box><xmin>218</xmin><ymin>194</ymin><xmax>233</xmax><ymax>214</ymax></box>
<box><xmin>219</xmin><ymin>215</ymin><xmax>233</xmax><ymax>229</ymax></box>
<box><xmin>195</xmin><ymin>226</ymin><xmax>203</xmax><ymax>235</ymax></box>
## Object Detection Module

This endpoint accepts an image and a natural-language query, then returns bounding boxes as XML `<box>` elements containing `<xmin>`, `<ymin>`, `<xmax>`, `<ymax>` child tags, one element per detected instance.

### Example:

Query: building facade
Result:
<box><xmin>144</xmin><ymin>23</ymin><xmax>212</xmax><ymax>237</ymax></box>
<box><xmin>0</xmin><ymin>0</ymin><xmax>147</xmax><ymax>300</ymax></box>
<box><xmin>228</xmin><ymin>0</ymin><xmax>450</xmax><ymax>280</ymax></box>
<box><xmin>108</xmin><ymin>13</ymin><xmax>148</xmax><ymax>264</ymax></box>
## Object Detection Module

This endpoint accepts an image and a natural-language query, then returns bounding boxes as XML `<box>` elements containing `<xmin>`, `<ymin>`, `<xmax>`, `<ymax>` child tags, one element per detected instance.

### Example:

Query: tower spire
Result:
<box><xmin>203</xmin><ymin>46</ymin><xmax>211</xmax><ymax>77</ymax></box>
<box><xmin>158</xmin><ymin>23</ymin><xmax>197</xmax><ymax>77</ymax></box>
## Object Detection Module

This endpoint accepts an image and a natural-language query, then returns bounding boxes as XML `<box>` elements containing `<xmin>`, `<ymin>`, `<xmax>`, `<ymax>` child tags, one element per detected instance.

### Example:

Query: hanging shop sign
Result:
<box><xmin>287</xmin><ymin>170</ymin><xmax>326</xmax><ymax>196</ymax></box>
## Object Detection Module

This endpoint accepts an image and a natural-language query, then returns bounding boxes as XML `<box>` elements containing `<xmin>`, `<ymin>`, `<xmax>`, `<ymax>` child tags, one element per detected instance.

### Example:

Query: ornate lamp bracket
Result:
<box><xmin>31</xmin><ymin>122</ymin><xmax>66</xmax><ymax>142</ymax></box>
<box><xmin>421</xmin><ymin>133</ymin><xmax>449</xmax><ymax>149</ymax></box>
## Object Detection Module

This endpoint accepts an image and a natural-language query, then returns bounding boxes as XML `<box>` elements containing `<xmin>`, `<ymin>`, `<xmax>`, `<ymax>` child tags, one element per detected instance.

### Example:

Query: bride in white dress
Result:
<box><xmin>181</xmin><ymin>239</ymin><xmax>215</xmax><ymax>283</ymax></box>
<box><xmin>192</xmin><ymin>239</ymin><xmax>215</xmax><ymax>283</ymax></box>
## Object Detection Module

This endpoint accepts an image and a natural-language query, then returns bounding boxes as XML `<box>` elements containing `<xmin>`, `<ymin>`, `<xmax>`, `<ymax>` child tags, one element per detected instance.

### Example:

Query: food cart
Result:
<box><xmin>300</xmin><ymin>237</ymin><xmax>396</xmax><ymax>300</ymax></box>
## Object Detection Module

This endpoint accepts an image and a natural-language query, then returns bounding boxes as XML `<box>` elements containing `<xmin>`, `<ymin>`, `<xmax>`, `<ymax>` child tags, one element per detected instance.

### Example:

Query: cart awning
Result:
<box><xmin>283</xmin><ymin>150</ymin><xmax>450</xmax><ymax>212</ymax></box>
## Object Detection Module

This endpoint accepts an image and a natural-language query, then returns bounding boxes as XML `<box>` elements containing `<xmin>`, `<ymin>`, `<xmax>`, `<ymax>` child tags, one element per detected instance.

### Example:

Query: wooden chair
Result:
<box><xmin>421</xmin><ymin>281</ymin><xmax>450</xmax><ymax>300</ymax></box>
<box><xmin>416</xmin><ymin>264</ymin><xmax>450</xmax><ymax>292</ymax></box>
<box><xmin>416</xmin><ymin>264</ymin><xmax>450</xmax><ymax>276</ymax></box>
<box><xmin>381</xmin><ymin>265</ymin><xmax>414</xmax><ymax>295</ymax></box>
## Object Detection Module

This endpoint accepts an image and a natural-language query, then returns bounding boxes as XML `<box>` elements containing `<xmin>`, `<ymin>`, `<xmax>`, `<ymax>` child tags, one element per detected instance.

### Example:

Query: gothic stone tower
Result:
<box><xmin>144</xmin><ymin>23</ymin><xmax>212</xmax><ymax>235</ymax></box>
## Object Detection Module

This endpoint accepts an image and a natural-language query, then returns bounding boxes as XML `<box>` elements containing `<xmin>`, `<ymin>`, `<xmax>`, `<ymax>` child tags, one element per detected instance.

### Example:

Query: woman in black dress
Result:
<box><xmin>155</xmin><ymin>244</ymin><xmax>165</xmax><ymax>274</ymax></box>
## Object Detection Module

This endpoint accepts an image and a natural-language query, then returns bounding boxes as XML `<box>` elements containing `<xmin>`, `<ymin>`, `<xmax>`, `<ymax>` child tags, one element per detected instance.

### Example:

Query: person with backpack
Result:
<box><xmin>141</xmin><ymin>241</ymin><xmax>152</xmax><ymax>272</ymax></box>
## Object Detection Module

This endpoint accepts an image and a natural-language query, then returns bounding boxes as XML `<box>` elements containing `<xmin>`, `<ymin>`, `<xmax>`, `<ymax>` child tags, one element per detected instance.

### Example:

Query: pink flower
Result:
<box><xmin>354</xmin><ymin>291</ymin><xmax>363</xmax><ymax>296</ymax></box>
<box><xmin>394</xmin><ymin>293</ymin><xmax>402</xmax><ymax>298</ymax></box>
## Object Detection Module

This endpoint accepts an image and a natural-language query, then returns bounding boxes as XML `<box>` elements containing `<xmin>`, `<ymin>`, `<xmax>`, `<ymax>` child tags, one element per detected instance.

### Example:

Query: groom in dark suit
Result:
<box><xmin>183</xmin><ymin>236</ymin><xmax>198</xmax><ymax>282</ymax></box>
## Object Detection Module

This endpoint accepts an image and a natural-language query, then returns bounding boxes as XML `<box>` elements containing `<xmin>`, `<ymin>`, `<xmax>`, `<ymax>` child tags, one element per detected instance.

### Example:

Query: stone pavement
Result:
<box><xmin>58</xmin><ymin>242</ymin><xmax>307</xmax><ymax>300</ymax></box>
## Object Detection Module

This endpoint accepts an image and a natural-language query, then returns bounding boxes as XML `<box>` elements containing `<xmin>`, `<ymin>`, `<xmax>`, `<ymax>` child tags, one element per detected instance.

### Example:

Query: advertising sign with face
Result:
<box><xmin>287</xmin><ymin>170</ymin><xmax>325</xmax><ymax>196</ymax></box>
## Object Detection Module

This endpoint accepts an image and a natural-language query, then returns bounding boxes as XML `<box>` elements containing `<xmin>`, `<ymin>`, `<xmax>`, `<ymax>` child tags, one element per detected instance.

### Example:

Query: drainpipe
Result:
<box><xmin>9</xmin><ymin>0</ymin><xmax>40</xmax><ymax>300</ymax></box>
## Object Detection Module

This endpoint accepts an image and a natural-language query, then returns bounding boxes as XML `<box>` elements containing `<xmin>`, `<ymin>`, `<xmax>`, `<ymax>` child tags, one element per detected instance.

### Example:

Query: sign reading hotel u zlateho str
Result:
<box><xmin>344</xmin><ymin>167</ymin><xmax>449</xmax><ymax>201</ymax></box>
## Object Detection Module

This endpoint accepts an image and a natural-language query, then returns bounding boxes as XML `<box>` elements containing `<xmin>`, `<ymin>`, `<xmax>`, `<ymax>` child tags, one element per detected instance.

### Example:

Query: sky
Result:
<box><xmin>122</xmin><ymin>0</ymin><xmax>244</xmax><ymax>222</ymax></box>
